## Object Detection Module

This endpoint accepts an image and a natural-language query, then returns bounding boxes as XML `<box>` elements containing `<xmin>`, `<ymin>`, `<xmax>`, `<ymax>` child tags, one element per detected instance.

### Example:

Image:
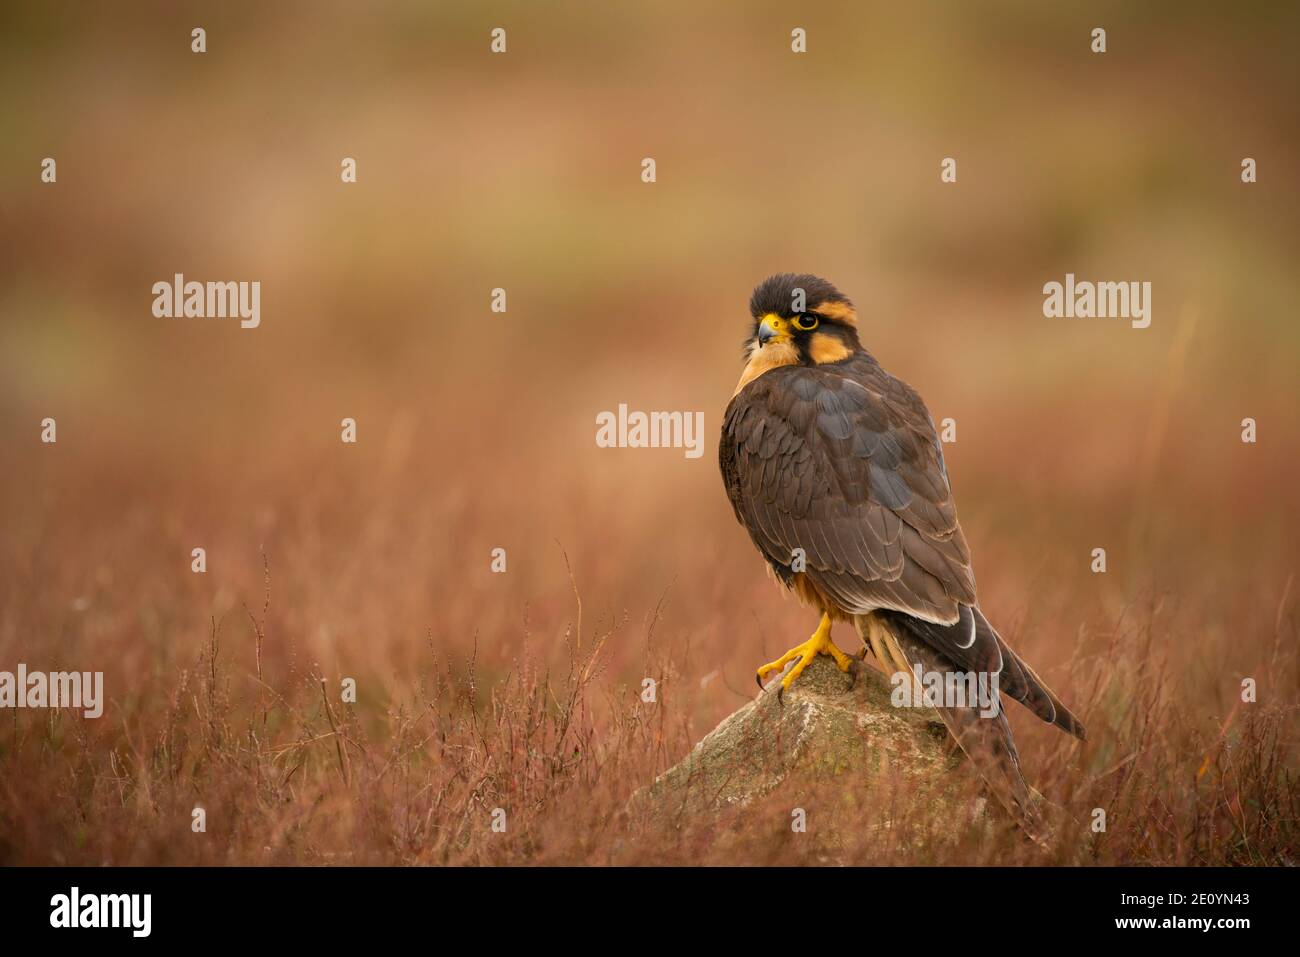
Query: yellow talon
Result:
<box><xmin>756</xmin><ymin>613</ymin><xmax>853</xmax><ymax>692</ymax></box>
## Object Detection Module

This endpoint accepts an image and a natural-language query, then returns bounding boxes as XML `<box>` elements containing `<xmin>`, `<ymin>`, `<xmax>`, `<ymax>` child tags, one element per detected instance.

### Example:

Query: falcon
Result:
<box><xmin>719</xmin><ymin>273</ymin><xmax>1085</xmax><ymax>824</ymax></box>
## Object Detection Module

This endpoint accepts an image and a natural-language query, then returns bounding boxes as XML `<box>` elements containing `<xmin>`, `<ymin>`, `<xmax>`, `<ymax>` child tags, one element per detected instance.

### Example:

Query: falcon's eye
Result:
<box><xmin>793</xmin><ymin>314</ymin><xmax>819</xmax><ymax>331</ymax></box>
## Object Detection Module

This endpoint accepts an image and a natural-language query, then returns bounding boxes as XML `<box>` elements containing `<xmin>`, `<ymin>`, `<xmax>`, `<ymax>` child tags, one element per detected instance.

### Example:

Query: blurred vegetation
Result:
<box><xmin>0</xmin><ymin>1</ymin><xmax>1296</xmax><ymax>863</ymax></box>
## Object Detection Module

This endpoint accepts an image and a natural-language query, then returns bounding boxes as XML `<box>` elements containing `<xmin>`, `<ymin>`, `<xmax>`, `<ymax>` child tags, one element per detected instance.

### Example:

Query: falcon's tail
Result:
<box><xmin>978</xmin><ymin>607</ymin><xmax>1087</xmax><ymax>741</ymax></box>
<box><xmin>883</xmin><ymin>605</ymin><xmax>1086</xmax><ymax>740</ymax></box>
<box><xmin>856</xmin><ymin>613</ymin><xmax>1041</xmax><ymax>833</ymax></box>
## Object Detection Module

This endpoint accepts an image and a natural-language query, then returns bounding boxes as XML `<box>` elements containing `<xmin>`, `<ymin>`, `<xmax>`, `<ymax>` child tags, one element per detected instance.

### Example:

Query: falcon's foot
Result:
<box><xmin>756</xmin><ymin>612</ymin><xmax>854</xmax><ymax>699</ymax></box>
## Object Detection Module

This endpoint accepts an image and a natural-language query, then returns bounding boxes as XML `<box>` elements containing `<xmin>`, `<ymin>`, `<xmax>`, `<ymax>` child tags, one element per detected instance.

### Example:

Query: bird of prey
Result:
<box><xmin>719</xmin><ymin>273</ymin><xmax>1085</xmax><ymax>826</ymax></box>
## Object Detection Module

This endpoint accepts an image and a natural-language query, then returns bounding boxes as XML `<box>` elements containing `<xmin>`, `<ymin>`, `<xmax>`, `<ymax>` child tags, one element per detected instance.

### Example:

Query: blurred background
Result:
<box><xmin>0</xmin><ymin>1</ymin><xmax>1297</xmax><ymax>862</ymax></box>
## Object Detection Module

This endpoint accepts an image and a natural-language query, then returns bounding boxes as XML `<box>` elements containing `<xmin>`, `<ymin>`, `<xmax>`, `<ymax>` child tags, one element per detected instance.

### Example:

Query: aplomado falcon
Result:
<box><xmin>719</xmin><ymin>273</ymin><xmax>1086</xmax><ymax>825</ymax></box>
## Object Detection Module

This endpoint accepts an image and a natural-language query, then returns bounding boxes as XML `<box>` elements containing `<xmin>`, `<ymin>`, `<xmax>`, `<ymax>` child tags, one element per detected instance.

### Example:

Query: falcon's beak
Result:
<box><xmin>757</xmin><ymin>314</ymin><xmax>789</xmax><ymax>347</ymax></box>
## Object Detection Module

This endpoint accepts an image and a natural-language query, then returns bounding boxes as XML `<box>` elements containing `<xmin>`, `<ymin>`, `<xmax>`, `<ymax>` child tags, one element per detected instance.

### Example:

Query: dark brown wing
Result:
<box><xmin>720</xmin><ymin>351</ymin><xmax>974</xmax><ymax>624</ymax></box>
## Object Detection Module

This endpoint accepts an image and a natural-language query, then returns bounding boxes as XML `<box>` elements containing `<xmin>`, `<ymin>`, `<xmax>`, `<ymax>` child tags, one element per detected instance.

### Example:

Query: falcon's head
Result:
<box><xmin>744</xmin><ymin>273</ymin><xmax>860</xmax><ymax>367</ymax></box>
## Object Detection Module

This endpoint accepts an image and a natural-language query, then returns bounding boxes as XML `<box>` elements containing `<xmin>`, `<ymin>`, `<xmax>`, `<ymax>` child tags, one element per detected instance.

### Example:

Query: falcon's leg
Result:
<box><xmin>861</xmin><ymin>613</ymin><xmax>909</xmax><ymax>678</ymax></box>
<box><xmin>756</xmin><ymin>612</ymin><xmax>853</xmax><ymax>693</ymax></box>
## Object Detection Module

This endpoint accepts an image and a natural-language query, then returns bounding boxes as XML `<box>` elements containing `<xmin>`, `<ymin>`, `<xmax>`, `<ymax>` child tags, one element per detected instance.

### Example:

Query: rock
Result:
<box><xmin>630</xmin><ymin>655</ymin><xmax>978</xmax><ymax>845</ymax></box>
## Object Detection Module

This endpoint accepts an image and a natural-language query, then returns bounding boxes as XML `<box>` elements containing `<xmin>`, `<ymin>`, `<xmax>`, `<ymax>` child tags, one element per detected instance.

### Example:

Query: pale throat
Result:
<box><xmin>732</xmin><ymin>333</ymin><xmax>853</xmax><ymax>395</ymax></box>
<box><xmin>733</xmin><ymin>340</ymin><xmax>798</xmax><ymax>395</ymax></box>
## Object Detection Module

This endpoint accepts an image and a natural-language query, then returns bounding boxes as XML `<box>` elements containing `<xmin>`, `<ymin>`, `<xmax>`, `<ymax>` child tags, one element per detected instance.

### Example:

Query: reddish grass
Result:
<box><xmin>1</xmin><ymin>427</ymin><xmax>1295</xmax><ymax>865</ymax></box>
